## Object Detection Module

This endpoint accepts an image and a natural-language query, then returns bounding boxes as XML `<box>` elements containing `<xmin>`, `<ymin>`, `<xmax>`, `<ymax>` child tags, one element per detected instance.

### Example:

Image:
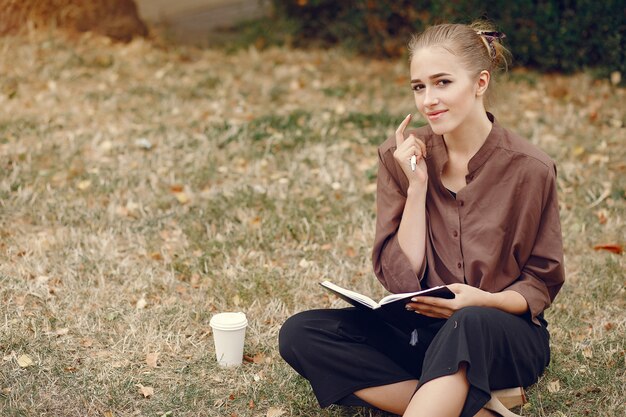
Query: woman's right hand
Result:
<box><xmin>393</xmin><ymin>114</ymin><xmax>428</xmax><ymax>190</ymax></box>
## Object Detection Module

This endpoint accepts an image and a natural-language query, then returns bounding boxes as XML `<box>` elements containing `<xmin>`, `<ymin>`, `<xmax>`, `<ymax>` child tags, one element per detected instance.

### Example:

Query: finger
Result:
<box><xmin>395</xmin><ymin>113</ymin><xmax>412</xmax><ymax>148</ymax></box>
<box><xmin>416</xmin><ymin>138</ymin><xmax>427</xmax><ymax>158</ymax></box>
<box><xmin>405</xmin><ymin>136</ymin><xmax>423</xmax><ymax>158</ymax></box>
<box><xmin>406</xmin><ymin>133</ymin><xmax>426</xmax><ymax>158</ymax></box>
<box><xmin>410</xmin><ymin>296</ymin><xmax>448</xmax><ymax>306</ymax></box>
<box><xmin>409</xmin><ymin>305</ymin><xmax>451</xmax><ymax>319</ymax></box>
<box><xmin>412</xmin><ymin>303</ymin><xmax>454</xmax><ymax>317</ymax></box>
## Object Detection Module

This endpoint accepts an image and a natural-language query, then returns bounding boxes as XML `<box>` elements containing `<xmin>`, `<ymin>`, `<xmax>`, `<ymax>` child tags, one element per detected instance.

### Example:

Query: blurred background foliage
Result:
<box><xmin>241</xmin><ymin>0</ymin><xmax>624</xmax><ymax>77</ymax></box>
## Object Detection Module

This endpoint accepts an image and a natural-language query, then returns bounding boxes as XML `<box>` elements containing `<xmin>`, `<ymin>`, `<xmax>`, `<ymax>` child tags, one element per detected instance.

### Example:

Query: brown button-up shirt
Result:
<box><xmin>372</xmin><ymin>114</ymin><xmax>565</xmax><ymax>325</ymax></box>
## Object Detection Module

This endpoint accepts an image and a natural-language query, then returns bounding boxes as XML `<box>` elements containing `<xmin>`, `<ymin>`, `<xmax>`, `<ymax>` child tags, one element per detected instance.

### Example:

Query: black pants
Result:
<box><xmin>279</xmin><ymin>306</ymin><xmax>550</xmax><ymax>417</ymax></box>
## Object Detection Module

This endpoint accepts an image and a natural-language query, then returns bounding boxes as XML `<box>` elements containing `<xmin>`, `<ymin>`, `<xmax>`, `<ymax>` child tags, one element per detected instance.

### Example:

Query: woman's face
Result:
<box><xmin>410</xmin><ymin>46</ymin><xmax>484</xmax><ymax>136</ymax></box>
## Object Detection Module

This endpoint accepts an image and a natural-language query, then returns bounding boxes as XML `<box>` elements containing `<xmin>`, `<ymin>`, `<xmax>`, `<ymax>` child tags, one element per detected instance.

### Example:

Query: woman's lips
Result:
<box><xmin>426</xmin><ymin>110</ymin><xmax>447</xmax><ymax>120</ymax></box>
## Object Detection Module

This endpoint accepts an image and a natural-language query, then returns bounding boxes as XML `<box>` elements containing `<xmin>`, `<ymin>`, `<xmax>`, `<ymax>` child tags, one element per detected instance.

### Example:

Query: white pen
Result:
<box><xmin>410</xmin><ymin>155</ymin><xmax>417</xmax><ymax>172</ymax></box>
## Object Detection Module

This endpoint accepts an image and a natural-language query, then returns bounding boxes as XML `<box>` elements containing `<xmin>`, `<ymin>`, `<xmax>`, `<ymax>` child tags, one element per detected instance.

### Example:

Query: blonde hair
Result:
<box><xmin>408</xmin><ymin>21</ymin><xmax>511</xmax><ymax>101</ymax></box>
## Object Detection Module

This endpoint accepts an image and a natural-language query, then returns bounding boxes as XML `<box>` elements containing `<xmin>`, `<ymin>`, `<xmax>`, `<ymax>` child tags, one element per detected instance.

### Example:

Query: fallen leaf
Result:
<box><xmin>77</xmin><ymin>180</ymin><xmax>91</xmax><ymax>190</ymax></box>
<box><xmin>582</xmin><ymin>347</ymin><xmax>593</xmax><ymax>359</ymax></box>
<box><xmin>174</xmin><ymin>191</ymin><xmax>190</xmax><ymax>204</ymax></box>
<box><xmin>134</xmin><ymin>138</ymin><xmax>153</xmax><ymax>150</ymax></box>
<box><xmin>137</xmin><ymin>384</ymin><xmax>154</xmax><ymax>398</ymax></box>
<box><xmin>81</xmin><ymin>338</ymin><xmax>94</xmax><ymax>348</ymax></box>
<box><xmin>266</xmin><ymin>407</ymin><xmax>286</xmax><ymax>417</ymax></box>
<box><xmin>53</xmin><ymin>328</ymin><xmax>69</xmax><ymax>337</ymax></box>
<box><xmin>593</xmin><ymin>244</ymin><xmax>623</xmax><ymax>255</ymax></box>
<box><xmin>610</xmin><ymin>71</ymin><xmax>621</xmax><ymax>85</ymax></box>
<box><xmin>17</xmin><ymin>354</ymin><xmax>34</xmax><ymax>368</ymax></box>
<box><xmin>243</xmin><ymin>352</ymin><xmax>266</xmax><ymax>364</ymax></box>
<box><xmin>170</xmin><ymin>184</ymin><xmax>184</xmax><ymax>193</ymax></box>
<box><xmin>547</xmin><ymin>380</ymin><xmax>561</xmax><ymax>393</ymax></box>
<box><xmin>103</xmin><ymin>411</ymin><xmax>115</xmax><ymax>417</ymax></box>
<box><xmin>146</xmin><ymin>352</ymin><xmax>159</xmax><ymax>368</ymax></box>
<box><xmin>111</xmin><ymin>359</ymin><xmax>130</xmax><ymax>368</ymax></box>
<box><xmin>136</xmin><ymin>297</ymin><xmax>147</xmax><ymax>309</ymax></box>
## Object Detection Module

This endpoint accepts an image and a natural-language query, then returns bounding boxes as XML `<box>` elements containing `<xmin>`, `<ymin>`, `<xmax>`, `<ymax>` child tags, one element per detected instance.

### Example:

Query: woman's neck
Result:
<box><xmin>443</xmin><ymin>108</ymin><xmax>493</xmax><ymax>158</ymax></box>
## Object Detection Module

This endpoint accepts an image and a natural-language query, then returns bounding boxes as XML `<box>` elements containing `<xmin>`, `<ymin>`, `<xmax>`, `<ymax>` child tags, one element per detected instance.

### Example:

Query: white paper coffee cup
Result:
<box><xmin>209</xmin><ymin>312</ymin><xmax>248</xmax><ymax>367</ymax></box>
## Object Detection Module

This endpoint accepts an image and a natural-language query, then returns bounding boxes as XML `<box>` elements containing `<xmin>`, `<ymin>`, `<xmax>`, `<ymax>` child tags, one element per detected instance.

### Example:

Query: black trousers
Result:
<box><xmin>279</xmin><ymin>306</ymin><xmax>550</xmax><ymax>417</ymax></box>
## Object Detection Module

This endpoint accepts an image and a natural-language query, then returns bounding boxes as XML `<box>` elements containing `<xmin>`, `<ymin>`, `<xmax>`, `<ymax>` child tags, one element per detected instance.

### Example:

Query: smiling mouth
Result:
<box><xmin>426</xmin><ymin>110</ymin><xmax>447</xmax><ymax>120</ymax></box>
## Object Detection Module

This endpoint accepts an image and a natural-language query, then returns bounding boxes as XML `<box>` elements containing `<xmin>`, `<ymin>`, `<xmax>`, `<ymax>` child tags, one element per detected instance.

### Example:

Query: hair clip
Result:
<box><xmin>476</xmin><ymin>31</ymin><xmax>506</xmax><ymax>58</ymax></box>
<box><xmin>477</xmin><ymin>31</ymin><xmax>506</xmax><ymax>41</ymax></box>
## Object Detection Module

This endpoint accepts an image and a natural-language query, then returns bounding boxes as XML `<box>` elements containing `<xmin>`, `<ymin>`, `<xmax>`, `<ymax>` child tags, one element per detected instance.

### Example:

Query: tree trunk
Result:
<box><xmin>0</xmin><ymin>0</ymin><xmax>148</xmax><ymax>42</ymax></box>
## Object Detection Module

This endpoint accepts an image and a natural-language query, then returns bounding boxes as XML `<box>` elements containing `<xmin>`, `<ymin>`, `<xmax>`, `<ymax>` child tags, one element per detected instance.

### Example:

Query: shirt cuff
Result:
<box><xmin>503</xmin><ymin>279</ymin><xmax>550</xmax><ymax>326</ymax></box>
<box><xmin>380</xmin><ymin>235</ymin><xmax>423</xmax><ymax>293</ymax></box>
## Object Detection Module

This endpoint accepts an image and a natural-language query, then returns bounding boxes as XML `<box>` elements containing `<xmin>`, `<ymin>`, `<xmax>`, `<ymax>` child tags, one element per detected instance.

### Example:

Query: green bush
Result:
<box><xmin>268</xmin><ymin>0</ymin><xmax>624</xmax><ymax>74</ymax></box>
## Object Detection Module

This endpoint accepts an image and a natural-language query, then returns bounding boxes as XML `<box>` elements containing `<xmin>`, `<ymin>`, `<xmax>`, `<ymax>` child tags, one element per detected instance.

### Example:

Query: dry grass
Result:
<box><xmin>0</xmin><ymin>29</ymin><xmax>624</xmax><ymax>417</ymax></box>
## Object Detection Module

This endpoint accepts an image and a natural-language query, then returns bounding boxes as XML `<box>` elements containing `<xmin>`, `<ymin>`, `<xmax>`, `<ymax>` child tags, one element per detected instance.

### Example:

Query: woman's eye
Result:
<box><xmin>411</xmin><ymin>84</ymin><xmax>424</xmax><ymax>92</ymax></box>
<box><xmin>436</xmin><ymin>79</ymin><xmax>451</xmax><ymax>86</ymax></box>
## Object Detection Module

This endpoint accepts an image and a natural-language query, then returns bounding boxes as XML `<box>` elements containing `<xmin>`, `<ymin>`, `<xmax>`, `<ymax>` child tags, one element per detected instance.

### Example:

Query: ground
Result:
<box><xmin>0</xmin><ymin>30</ymin><xmax>624</xmax><ymax>417</ymax></box>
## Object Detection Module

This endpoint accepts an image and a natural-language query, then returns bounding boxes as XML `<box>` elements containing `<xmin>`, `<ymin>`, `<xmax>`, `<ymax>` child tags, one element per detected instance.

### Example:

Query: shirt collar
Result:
<box><xmin>428</xmin><ymin>112</ymin><xmax>502</xmax><ymax>180</ymax></box>
<box><xmin>467</xmin><ymin>112</ymin><xmax>501</xmax><ymax>176</ymax></box>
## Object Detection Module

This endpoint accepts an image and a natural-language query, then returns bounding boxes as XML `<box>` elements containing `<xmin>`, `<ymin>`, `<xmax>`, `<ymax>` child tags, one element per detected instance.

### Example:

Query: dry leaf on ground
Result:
<box><xmin>244</xmin><ymin>352</ymin><xmax>266</xmax><ymax>364</ymax></box>
<box><xmin>52</xmin><ymin>328</ymin><xmax>69</xmax><ymax>337</ymax></box>
<box><xmin>136</xmin><ymin>384</ymin><xmax>154</xmax><ymax>398</ymax></box>
<box><xmin>593</xmin><ymin>244</ymin><xmax>623</xmax><ymax>255</ymax></box>
<box><xmin>76</xmin><ymin>180</ymin><xmax>91</xmax><ymax>190</ymax></box>
<box><xmin>17</xmin><ymin>354</ymin><xmax>34</xmax><ymax>368</ymax></box>
<box><xmin>146</xmin><ymin>352</ymin><xmax>159</xmax><ymax>368</ymax></box>
<box><xmin>136</xmin><ymin>296</ymin><xmax>148</xmax><ymax>309</ymax></box>
<box><xmin>548</xmin><ymin>380</ymin><xmax>561</xmax><ymax>393</ymax></box>
<box><xmin>266</xmin><ymin>408</ymin><xmax>286</xmax><ymax>417</ymax></box>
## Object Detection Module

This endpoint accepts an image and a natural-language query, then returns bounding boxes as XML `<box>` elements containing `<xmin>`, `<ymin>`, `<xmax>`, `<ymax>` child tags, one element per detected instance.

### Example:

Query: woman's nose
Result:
<box><xmin>423</xmin><ymin>88</ymin><xmax>439</xmax><ymax>106</ymax></box>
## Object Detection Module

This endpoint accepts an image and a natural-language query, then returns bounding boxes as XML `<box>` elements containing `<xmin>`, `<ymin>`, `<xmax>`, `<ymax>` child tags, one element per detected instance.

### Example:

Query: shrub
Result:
<box><xmin>269</xmin><ymin>0</ymin><xmax>624</xmax><ymax>75</ymax></box>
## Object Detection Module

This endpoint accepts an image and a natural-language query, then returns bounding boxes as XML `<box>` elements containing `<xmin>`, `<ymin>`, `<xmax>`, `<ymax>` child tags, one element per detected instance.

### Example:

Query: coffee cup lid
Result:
<box><xmin>210</xmin><ymin>312</ymin><xmax>248</xmax><ymax>331</ymax></box>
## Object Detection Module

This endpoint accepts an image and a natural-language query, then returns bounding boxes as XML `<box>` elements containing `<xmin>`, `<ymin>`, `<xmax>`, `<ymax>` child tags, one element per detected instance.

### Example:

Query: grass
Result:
<box><xmin>0</xmin><ymin>30</ymin><xmax>624</xmax><ymax>417</ymax></box>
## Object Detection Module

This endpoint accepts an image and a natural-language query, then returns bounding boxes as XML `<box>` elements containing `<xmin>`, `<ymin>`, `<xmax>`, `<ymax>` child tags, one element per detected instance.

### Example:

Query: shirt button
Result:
<box><xmin>457</xmin><ymin>262</ymin><xmax>462</xmax><ymax>269</ymax></box>
<box><xmin>458</xmin><ymin>200</ymin><xmax>465</xmax><ymax>207</ymax></box>
<box><xmin>453</xmin><ymin>230</ymin><xmax>458</xmax><ymax>237</ymax></box>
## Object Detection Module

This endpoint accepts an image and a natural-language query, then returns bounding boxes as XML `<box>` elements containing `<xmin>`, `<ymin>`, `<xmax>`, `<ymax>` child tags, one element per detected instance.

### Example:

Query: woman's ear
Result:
<box><xmin>476</xmin><ymin>70</ymin><xmax>490</xmax><ymax>97</ymax></box>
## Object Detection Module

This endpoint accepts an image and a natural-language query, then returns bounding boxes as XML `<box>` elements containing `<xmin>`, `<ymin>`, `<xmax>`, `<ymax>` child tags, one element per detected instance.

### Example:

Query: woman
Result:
<box><xmin>279</xmin><ymin>22</ymin><xmax>564</xmax><ymax>417</ymax></box>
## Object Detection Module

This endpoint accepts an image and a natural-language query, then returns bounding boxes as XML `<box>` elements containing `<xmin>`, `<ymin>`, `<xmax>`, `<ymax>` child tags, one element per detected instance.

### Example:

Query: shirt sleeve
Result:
<box><xmin>503</xmin><ymin>163</ymin><xmax>565</xmax><ymax>325</ymax></box>
<box><xmin>371</xmin><ymin>146</ymin><xmax>425</xmax><ymax>293</ymax></box>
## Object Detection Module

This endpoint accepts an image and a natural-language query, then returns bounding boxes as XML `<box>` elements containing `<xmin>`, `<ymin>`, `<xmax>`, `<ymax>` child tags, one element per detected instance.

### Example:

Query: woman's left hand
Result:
<box><xmin>405</xmin><ymin>283</ymin><xmax>490</xmax><ymax>319</ymax></box>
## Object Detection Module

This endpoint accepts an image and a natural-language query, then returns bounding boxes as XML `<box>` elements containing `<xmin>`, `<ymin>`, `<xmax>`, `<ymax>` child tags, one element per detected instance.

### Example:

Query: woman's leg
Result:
<box><xmin>279</xmin><ymin>308</ymin><xmax>427</xmax><ymax>409</ymax></box>
<box><xmin>414</xmin><ymin>306</ymin><xmax>550</xmax><ymax>417</ymax></box>
<box><xmin>404</xmin><ymin>363</ymin><xmax>469</xmax><ymax>417</ymax></box>
<box><xmin>354</xmin><ymin>379</ymin><xmax>419</xmax><ymax>415</ymax></box>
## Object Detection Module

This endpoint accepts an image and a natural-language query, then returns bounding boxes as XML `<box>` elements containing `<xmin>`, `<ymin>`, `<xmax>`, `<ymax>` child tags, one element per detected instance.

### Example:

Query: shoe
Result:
<box><xmin>485</xmin><ymin>387</ymin><xmax>527</xmax><ymax>417</ymax></box>
<box><xmin>492</xmin><ymin>387</ymin><xmax>527</xmax><ymax>409</ymax></box>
